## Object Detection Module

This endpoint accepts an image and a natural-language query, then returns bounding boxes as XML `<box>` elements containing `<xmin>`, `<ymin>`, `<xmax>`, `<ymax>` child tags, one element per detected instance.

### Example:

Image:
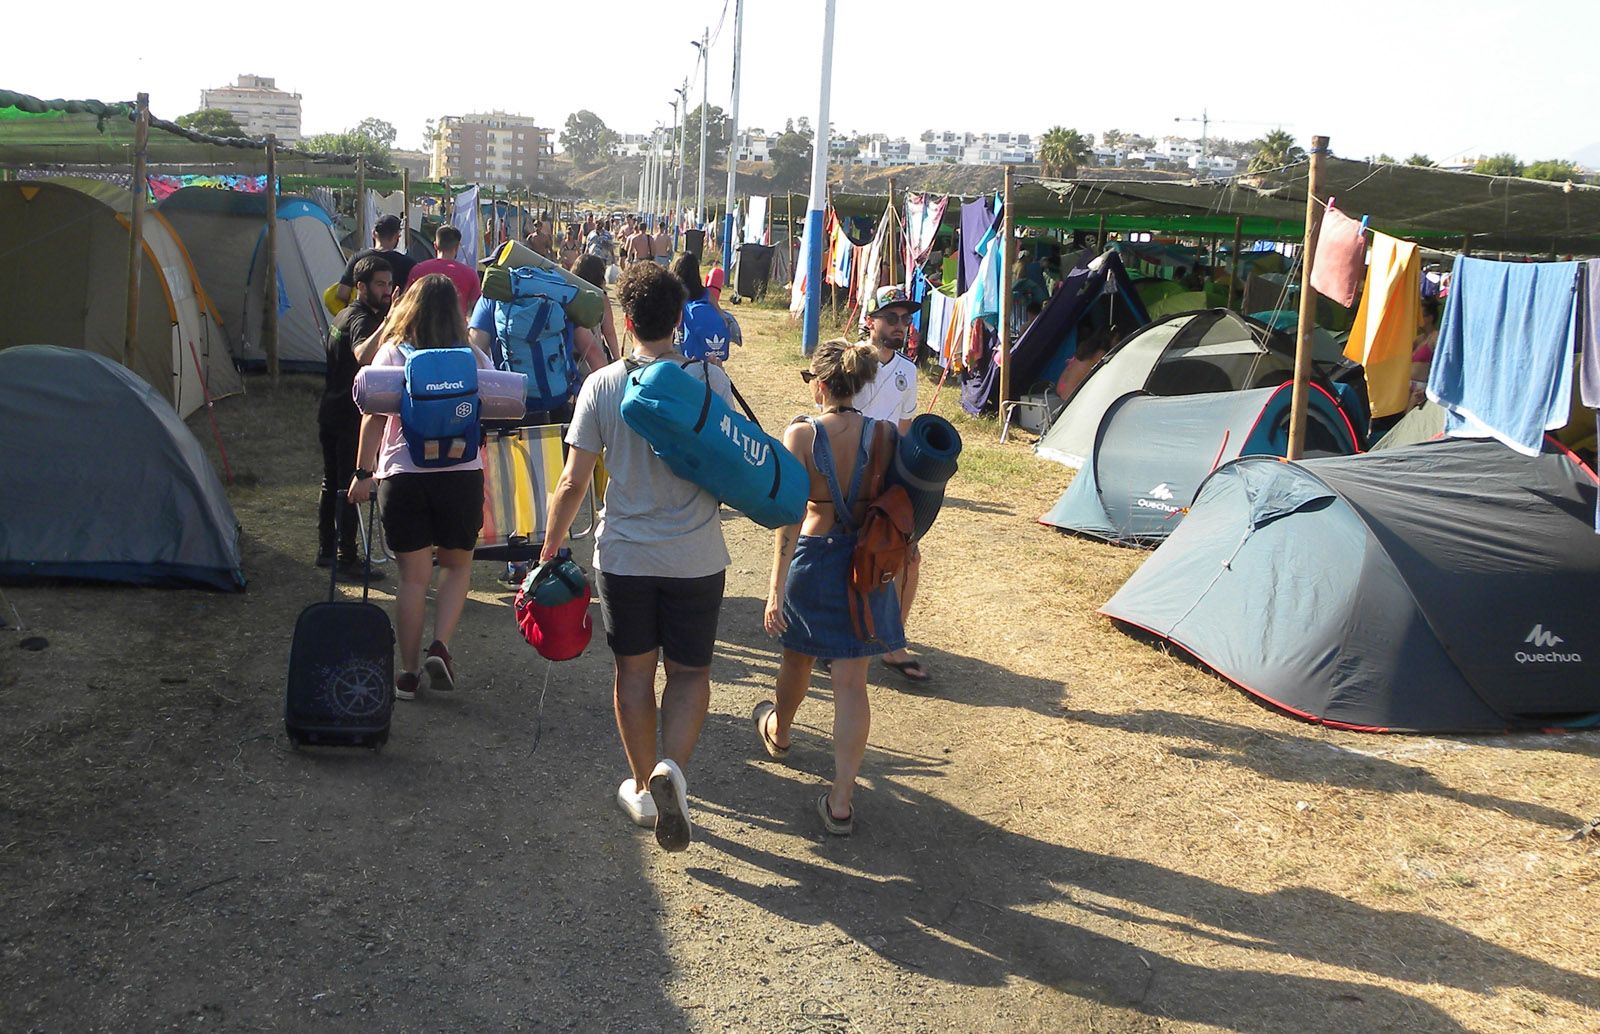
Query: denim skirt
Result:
<box><xmin>779</xmin><ymin>532</ymin><xmax>905</xmax><ymax>660</ymax></box>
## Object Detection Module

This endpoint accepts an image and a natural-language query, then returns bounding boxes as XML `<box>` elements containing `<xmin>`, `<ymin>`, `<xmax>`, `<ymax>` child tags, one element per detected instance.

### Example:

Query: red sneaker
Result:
<box><xmin>423</xmin><ymin>641</ymin><xmax>455</xmax><ymax>692</ymax></box>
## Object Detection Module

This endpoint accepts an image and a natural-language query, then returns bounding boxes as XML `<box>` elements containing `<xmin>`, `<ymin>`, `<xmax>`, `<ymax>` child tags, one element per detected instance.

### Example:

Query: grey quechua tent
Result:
<box><xmin>1102</xmin><ymin>438</ymin><xmax>1600</xmax><ymax>732</ymax></box>
<box><xmin>1042</xmin><ymin>382</ymin><xmax>1359</xmax><ymax>545</ymax></box>
<box><xmin>0</xmin><ymin>346</ymin><xmax>245</xmax><ymax>591</ymax></box>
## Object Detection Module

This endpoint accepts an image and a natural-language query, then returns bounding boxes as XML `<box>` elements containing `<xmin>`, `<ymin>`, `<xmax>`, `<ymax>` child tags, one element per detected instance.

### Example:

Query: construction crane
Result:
<box><xmin>1173</xmin><ymin>110</ymin><xmax>1280</xmax><ymax>177</ymax></box>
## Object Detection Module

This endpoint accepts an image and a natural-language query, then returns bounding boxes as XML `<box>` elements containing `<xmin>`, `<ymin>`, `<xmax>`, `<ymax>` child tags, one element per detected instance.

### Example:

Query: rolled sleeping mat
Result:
<box><xmin>886</xmin><ymin>413</ymin><xmax>962</xmax><ymax>540</ymax></box>
<box><xmin>323</xmin><ymin>282</ymin><xmax>349</xmax><ymax>317</ymax></box>
<box><xmin>486</xmin><ymin>241</ymin><xmax>605</xmax><ymax>329</ymax></box>
<box><xmin>353</xmin><ymin>365</ymin><xmax>529</xmax><ymax>421</ymax></box>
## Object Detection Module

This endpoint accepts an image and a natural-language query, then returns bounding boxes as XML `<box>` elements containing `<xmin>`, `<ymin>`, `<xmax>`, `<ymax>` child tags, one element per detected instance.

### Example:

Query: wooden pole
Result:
<box><xmin>1286</xmin><ymin>135</ymin><xmax>1328</xmax><ymax>462</ymax></box>
<box><xmin>1097</xmin><ymin>214</ymin><xmax>1107</xmax><ymax>253</ymax></box>
<box><xmin>1227</xmin><ymin>216</ymin><xmax>1242</xmax><ymax>310</ymax></box>
<box><xmin>886</xmin><ymin>175</ymin><xmax>897</xmax><ymax>288</ymax></box>
<box><xmin>786</xmin><ymin>191</ymin><xmax>795</xmax><ymax>255</ymax></box>
<box><xmin>401</xmin><ymin>166</ymin><xmax>411</xmax><ymax>248</ymax></box>
<box><xmin>997</xmin><ymin>165</ymin><xmax>1017</xmax><ymax>432</ymax></box>
<box><xmin>354</xmin><ymin>157</ymin><xmax>367</xmax><ymax>249</ymax></box>
<box><xmin>264</xmin><ymin>135</ymin><xmax>280</xmax><ymax>384</ymax></box>
<box><xmin>122</xmin><ymin>92</ymin><xmax>150</xmax><ymax>371</ymax></box>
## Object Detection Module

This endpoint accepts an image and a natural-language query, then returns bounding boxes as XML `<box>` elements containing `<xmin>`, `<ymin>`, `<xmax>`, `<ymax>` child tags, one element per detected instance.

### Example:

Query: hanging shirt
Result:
<box><xmin>1344</xmin><ymin>232</ymin><xmax>1420</xmax><ymax>419</ymax></box>
<box><xmin>1428</xmin><ymin>255</ymin><xmax>1580</xmax><ymax>456</ymax></box>
<box><xmin>1309</xmin><ymin>206</ymin><xmax>1366</xmax><ymax>308</ymax></box>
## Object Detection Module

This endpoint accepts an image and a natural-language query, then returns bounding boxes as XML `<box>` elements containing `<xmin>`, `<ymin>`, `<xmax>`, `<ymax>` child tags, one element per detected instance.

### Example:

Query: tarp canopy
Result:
<box><xmin>0</xmin><ymin>89</ymin><xmax>364</xmax><ymax>174</ymax></box>
<box><xmin>831</xmin><ymin>158</ymin><xmax>1600</xmax><ymax>253</ymax></box>
<box><xmin>1103</xmin><ymin>438</ymin><xmax>1600</xmax><ymax>732</ymax></box>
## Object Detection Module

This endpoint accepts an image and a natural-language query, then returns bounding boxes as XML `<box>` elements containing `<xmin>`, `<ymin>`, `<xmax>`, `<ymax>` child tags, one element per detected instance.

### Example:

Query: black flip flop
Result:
<box><xmin>880</xmin><ymin>657</ymin><xmax>931</xmax><ymax>683</ymax></box>
<box><xmin>817</xmin><ymin>793</ymin><xmax>854</xmax><ymax>836</ymax></box>
<box><xmin>752</xmin><ymin>701</ymin><xmax>789</xmax><ymax>760</ymax></box>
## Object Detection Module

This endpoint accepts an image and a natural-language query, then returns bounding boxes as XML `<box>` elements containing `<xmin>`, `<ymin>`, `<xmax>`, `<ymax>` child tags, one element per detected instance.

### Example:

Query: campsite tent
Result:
<box><xmin>1102</xmin><ymin>438</ymin><xmax>1600</xmax><ymax>732</ymax></box>
<box><xmin>0</xmin><ymin>179</ymin><xmax>239</xmax><ymax>417</ymax></box>
<box><xmin>1035</xmin><ymin>309</ymin><xmax>1359</xmax><ymax>469</ymax></box>
<box><xmin>1042</xmin><ymin>383</ymin><xmax>1359</xmax><ymax>544</ymax></box>
<box><xmin>961</xmin><ymin>251</ymin><xmax>1148</xmax><ymax>413</ymax></box>
<box><xmin>0</xmin><ymin>346</ymin><xmax>244</xmax><ymax>591</ymax></box>
<box><xmin>157</xmin><ymin>188</ymin><xmax>345</xmax><ymax>370</ymax></box>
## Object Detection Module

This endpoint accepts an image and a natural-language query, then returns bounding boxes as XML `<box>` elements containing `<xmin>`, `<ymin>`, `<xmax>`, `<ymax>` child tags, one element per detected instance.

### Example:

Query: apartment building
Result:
<box><xmin>431</xmin><ymin>112</ymin><xmax>554</xmax><ymax>186</ymax></box>
<box><xmin>199</xmin><ymin>74</ymin><xmax>301</xmax><ymax>142</ymax></box>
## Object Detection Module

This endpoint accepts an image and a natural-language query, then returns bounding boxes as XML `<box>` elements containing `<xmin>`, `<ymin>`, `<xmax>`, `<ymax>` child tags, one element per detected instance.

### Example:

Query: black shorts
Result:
<box><xmin>378</xmin><ymin>470</ymin><xmax>485</xmax><ymax>554</ymax></box>
<box><xmin>594</xmin><ymin>570</ymin><xmax>726</xmax><ymax>667</ymax></box>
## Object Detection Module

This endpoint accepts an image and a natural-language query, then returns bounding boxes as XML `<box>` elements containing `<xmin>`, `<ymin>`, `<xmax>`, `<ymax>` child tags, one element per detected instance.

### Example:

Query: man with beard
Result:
<box><xmin>852</xmin><ymin>286</ymin><xmax>929</xmax><ymax>683</ymax></box>
<box><xmin>316</xmin><ymin>254</ymin><xmax>392</xmax><ymax>580</ymax></box>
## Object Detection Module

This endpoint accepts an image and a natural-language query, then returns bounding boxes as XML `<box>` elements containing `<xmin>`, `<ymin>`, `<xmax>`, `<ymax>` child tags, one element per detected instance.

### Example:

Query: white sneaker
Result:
<box><xmin>617</xmin><ymin>778</ymin><xmax>658</xmax><ymax>828</ymax></box>
<box><xmin>647</xmin><ymin>759</ymin><xmax>692</xmax><ymax>852</ymax></box>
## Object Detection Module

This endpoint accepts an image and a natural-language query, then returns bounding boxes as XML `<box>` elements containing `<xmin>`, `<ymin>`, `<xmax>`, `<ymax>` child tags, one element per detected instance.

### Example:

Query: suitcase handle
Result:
<box><xmin>331</xmin><ymin>489</ymin><xmax>380</xmax><ymax>603</ymax></box>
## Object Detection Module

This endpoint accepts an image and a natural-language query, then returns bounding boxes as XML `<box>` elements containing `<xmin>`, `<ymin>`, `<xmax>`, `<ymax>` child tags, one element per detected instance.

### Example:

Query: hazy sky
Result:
<box><xmin>11</xmin><ymin>0</ymin><xmax>1599</xmax><ymax>164</ymax></box>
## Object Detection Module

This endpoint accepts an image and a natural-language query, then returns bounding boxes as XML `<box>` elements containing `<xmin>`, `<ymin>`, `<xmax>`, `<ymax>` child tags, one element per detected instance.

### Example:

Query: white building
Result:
<box><xmin>1155</xmin><ymin>137</ymin><xmax>1204</xmax><ymax>161</ymax></box>
<box><xmin>734</xmin><ymin>130</ymin><xmax>771</xmax><ymax>163</ymax></box>
<box><xmin>199</xmin><ymin>74</ymin><xmax>301</xmax><ymax>142</ymax></box>
<box><xmin>1188</xmin><ymin>154</ymin><xmax>1239</xmax><ymax>176</ymax></box>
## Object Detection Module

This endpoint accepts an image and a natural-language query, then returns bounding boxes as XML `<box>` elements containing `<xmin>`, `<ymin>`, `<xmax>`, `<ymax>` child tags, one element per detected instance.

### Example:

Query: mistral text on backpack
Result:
<box><xmin>399</xmin><ymin>345</ymin><xmax>480</xmax><ymax>467</ymax></box>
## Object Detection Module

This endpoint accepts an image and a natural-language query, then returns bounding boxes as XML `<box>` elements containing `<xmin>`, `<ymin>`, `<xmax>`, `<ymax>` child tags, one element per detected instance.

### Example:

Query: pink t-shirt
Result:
<box><xmin>406</xmin><ymin>258</ymin><xmax>481</xmax><ymax>316</ymax></box>
<box><xmin>371</xmin><ymin>343</ymin><xmax>493</xmax><ymax>477</ymax></box>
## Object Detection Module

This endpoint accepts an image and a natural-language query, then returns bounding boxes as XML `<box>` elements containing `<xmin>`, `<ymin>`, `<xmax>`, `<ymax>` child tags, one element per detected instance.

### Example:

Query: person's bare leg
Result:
<box><xmin>769</xmin><ymin>649</ymin><xmax>813</xmax><ymax>749</ymax></box>
<box><xmin>393</xmin><ymin>549</ymin><xmax>434</xmax><ymax>675</ymax></box>
<box><xmin>614</xmin><ymin>651</ymin><xmax>659</xmax><ymax>790</ymax></box>
<box><xmin>881</xmin><ymin>553</ymin><xmax>925</xmax><ymax>672</ymax></box>
<box><xmin>827</xmin><ymin>657</ymin><xmax>872</xmax><ymax>819</ymax></box>
<box><xmin>660</xmin><ymin>660</ymin><xmax>711</xmax><ymax>769</ymax></box>
<box><xmin>431</xmin><ymin>547</ymin><xmax>474</xmax><ymax>646</ymax></box>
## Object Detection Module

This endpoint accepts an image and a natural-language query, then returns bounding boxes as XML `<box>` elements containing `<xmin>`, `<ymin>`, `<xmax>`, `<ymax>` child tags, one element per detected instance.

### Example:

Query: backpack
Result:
<box><xmin>679</xmin><ymin>299</ymin><xmax>731</xmax><ymax>362</ymax></box>
<box><xmin>399</xmin><ymin>345</ymin><xmax>480</xmax><ymax>467</ymax></box>
<box><xmin>848</xmin><ymin>421</ymin><xmax>916</xmax><ymax>642</ymax></box>
<box><xmin>493</xmin><ymin>266</ymin><xmax>580</xmax><ymax>411</ymax></box>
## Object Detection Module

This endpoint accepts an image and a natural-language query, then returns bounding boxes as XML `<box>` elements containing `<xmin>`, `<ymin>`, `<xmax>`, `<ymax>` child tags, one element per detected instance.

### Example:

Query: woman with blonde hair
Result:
<box><xmin>349</xmin><ymin>274</ymin><xmax>493</xmax><ymax>702</ymax></box>
<box><xmin>756</xmin><ymin>338</ymin><xmax>904</xmax><ymax>835</ymax></box>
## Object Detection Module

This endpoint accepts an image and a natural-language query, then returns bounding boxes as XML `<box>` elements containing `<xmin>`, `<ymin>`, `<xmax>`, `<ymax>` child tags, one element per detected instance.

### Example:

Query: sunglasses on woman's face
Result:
<box><xmin>800</xmin><ymin>370</ymin><xmax>819</xmax><ymax>383</ymax></box>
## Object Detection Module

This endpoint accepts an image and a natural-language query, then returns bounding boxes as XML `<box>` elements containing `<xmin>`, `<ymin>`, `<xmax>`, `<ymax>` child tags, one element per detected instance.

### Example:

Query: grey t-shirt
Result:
<box><xmin>567</xmin><ymin>353</ymin><xmax>733</xmax><ymax>578</ymax></box>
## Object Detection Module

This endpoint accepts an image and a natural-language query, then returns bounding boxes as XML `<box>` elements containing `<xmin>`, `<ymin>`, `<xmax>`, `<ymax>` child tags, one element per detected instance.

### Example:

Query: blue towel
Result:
<box><xmin>1428</xmin><ymin>255</ymin><xmax>1579</xmax><ymax>456</ymax></box>
<box><xmin>1581</xmin><ymin>260</ymin><xmax>1600</xmax><ymax>409</ymax></box>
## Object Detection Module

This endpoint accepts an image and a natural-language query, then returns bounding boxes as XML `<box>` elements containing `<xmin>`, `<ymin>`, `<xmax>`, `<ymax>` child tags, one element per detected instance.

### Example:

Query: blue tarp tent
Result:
<box><xmin>1102</xmin><ymin>438</ymin><xmax>1600</xmax><ymax>732</ymax></box>
<box><xmin>1042</xmin><ymin>383</ymin><xmax>1359</xmax><ymax>545</ymax></box>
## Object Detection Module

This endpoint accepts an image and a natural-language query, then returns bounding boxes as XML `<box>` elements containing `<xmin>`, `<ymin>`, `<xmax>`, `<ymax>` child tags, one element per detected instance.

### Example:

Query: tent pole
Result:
<box><xmin>355</xmin><ymin>156</ymin><xmax>367</xmax><ymax>249</ymax></box>
<box><xmin>1286</xmin><ymin>134</ymin><xmax>1328</xmax><ymax>462</ymax></box>
<box><xmin>264</xmin><ymin>135</ymin><xmax>280</xmax><ymax>385</ymax></box>
<box><xmin>122</xmin><ymin>92</ymin><xmax>150</xmax><ymax>371</ymax></box>
<box><xmin>997</xmin><ymin>165</ymin><xmax>1016</xmax><ymax>434</ymax></box>
<box><xmin>1227</xmin><ymin>216</ymin><xmax>1242</xmax><ymax>310</ymax></box>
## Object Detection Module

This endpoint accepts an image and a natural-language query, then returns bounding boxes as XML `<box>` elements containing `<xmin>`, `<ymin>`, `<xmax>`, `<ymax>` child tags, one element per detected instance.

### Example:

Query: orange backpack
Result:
<box><xmin>848</xmin><ymin>422</ymin><xmax>915</xmax><ymax>642</ymax></box>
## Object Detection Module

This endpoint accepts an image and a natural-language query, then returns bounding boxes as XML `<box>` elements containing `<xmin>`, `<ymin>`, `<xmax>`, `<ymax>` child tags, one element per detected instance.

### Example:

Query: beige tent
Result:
<box><xmin>0</xmin><ymin>178</ymin><xmax>240</xmax><ymax>417</ymax></box>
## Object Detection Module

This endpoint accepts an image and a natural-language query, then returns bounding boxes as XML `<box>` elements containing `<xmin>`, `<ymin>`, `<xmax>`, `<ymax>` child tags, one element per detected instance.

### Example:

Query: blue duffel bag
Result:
<box><xmin>621</xmin><ymin>359</ymin><xmax>807</xmax><ymax>529</ymax></box>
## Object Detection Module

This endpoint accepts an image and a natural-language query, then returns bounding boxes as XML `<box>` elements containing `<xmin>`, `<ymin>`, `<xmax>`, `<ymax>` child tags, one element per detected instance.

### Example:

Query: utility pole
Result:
<box><xmin>692</xmin><ymin>27</ymin><xmax>710</xmax><ymax>228</ymax></box>
<box><xmin>674</xmin><ymin>82</ymin><xmax>688</xmax><ymax>250</ymax></box>
<box><xmin>721</xmin><ymin>0</ymin><xmax>744</xmax><ymax>274</ymax></box>
<box><xmin>801</xmin><ymin>0</ymin><xmax>837</xmax><ymax>356</ymax></box>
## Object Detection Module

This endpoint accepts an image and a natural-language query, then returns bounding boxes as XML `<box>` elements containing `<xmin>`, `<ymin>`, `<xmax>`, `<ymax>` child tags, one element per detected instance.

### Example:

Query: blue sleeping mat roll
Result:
<box><xmin>621</xmin><ymin>360</ymin><xmax>808</xmax><ymax>529</ymax></box>
<box><xmin>887</xmin><ymin>414</ymin><xmax>962</xmax><ymax>540</ymax></box>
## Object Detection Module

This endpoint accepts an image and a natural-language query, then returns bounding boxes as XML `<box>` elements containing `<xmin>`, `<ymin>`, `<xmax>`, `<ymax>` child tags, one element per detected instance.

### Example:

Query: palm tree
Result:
<box><xmin>1247</xmin><ymin>128</ymin><xmax>1305</xmax><ymax>172</ymax></box>
<box><xmin>1405</xmin><ymin>153</ymin><xmax>1437</xmax><ymax>167</ymax></box>
<box><xmin>1039</xmin><ymin>126</ymin><xmax>1092</xmax><ymax>177</ymax></box>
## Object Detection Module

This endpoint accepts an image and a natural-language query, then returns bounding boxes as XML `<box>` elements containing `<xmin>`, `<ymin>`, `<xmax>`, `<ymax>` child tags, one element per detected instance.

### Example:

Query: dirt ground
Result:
<box><xmin>3</xmin><ymin>304</ymin><xmax>1598</xmax><ymax>1034</ymax></box>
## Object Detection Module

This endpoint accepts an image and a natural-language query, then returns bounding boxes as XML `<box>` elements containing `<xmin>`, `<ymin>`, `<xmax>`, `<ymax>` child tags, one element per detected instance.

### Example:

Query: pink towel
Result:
<box><xmin>1310</xmin><ymin>206</ymin><xmax>1366</xmax><ymax>308</ymax></box>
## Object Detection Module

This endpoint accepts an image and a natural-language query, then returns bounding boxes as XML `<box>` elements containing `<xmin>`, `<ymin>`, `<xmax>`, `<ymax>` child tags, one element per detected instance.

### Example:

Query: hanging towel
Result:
<box><xmin>959</xmin><ymin>199</ymin><xmax>994</xmax><ymax>292</ymax></box>
<box><xmin>1580</xmin><ymin>259</ymin><xmax>1600</xmax><ymax>409</ymax></box>
<box><xmin>1309</xmin><ymin>206</ymin><xmax>1366</xmax><ymax>308</ymax></box>
<box><xmin>451</xmin><ymin>186</ymin><xmax>480</xmax><ymax>267</ymax></box>
<box><xmin>1344</xmin><ymin>232</ymin><xmax>1420</xmax><ymax>419</ymax></box>
<box><xmin>745</xmin><ymin>196</ymin><xmax>769</xmax><ymax>244</ymax></box>
<box><xmin>1428</xmin><ymin>255</ymin><xmax>1579</xmax><ymax>456</ymax></box>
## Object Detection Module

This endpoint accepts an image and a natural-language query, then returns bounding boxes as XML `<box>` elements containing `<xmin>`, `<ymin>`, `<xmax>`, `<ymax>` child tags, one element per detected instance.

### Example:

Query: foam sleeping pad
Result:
<box><xmin>887</xmin><ymin>414</ymin><xmax>962</xmax><ymax>540</ymax></box>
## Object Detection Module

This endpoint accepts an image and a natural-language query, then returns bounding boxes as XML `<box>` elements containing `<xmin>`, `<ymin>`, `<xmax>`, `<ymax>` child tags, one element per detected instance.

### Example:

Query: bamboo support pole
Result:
<box><xmin>1286</xmin><ymin>135</ymin><xmax>1329</xmax><ymax>462</ymax></box>
<box><xmin>122</xmin><ymin>92</ymin><xmax>150</xmax><ymax>371</ymax></box>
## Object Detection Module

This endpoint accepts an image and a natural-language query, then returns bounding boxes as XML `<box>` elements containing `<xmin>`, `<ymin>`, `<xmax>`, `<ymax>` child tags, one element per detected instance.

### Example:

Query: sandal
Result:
<box><xmin>879</xmin><ymin>656</ymin><xmax>931</xmax><ymax>683</ymax></box>
<box><xmin>817</xmin><ymin>793</ymin><xmax>854</xmax><ymax>836</ymax></box>
<box><xmin>752</xmin><ymin>701</ymin><xmax>789</xmax><ymax>760</ymax></box>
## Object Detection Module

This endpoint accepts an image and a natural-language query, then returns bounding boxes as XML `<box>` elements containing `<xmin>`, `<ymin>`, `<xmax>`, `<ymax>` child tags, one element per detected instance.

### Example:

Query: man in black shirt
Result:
<box><xmin>318</xmin><ymin>255</ymin><xmax>393</xmax><ymax>578</ymax></box>
<box><xmin>335</xmin><ymin>214</ymin><xmax>416</xmax><ymax>308</ymax></box>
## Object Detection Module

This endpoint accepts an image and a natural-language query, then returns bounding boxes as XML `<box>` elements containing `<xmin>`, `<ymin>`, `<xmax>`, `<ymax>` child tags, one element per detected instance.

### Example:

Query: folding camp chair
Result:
<box><xmin>475</xmin><ymin>423</ymin><xmax>598</xmax><ymax>563</ymax></box>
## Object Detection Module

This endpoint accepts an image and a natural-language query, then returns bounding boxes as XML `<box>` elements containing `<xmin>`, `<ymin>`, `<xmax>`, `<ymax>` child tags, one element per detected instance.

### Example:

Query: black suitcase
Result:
<box><xmin>285</xmin><ymin>493</ymin><xmax>394</xmax><ymax>748</ymax></box>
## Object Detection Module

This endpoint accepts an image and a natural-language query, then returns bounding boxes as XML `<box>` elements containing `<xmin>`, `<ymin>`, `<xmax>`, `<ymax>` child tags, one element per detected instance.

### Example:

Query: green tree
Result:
<box><xmin>1473</xmin><ymin>153</ymin><xmax>1524</xmax><ymax>176</ymax></box>
<box><xmin>559</xmin><ymin>110</ymin><xmax>618</xmax><ymax>169</ymax></box>
<box><xmin>1101</xmin><ymin>128</ymin><xmax>1126</xmax><ymax>151</ymax></box>
<box><xmin>1375</xmin><ymin>152</ymin><xmax>1396</xmax><ymax>164</ymax></box>
<box><xmin>1248</xmin><ymin>128</ymin><xmax>1305</xmax><ymax>172</ymax></box>
<box><xmin>176</xmin><ymin>108</ymin><xmax>246</xmax><ymax>137</ymax></box>
<box><xmin>301</xmin><ymin>130</ymin><xmax>390</xmax><ymax>166</ymax></box>
<box><xmin>1038</xmin><ymin>126</ymin><xmax>1091</xmax><ymax>176</ymax></box>
<box><xmin>355</xmin><ymin>118</ymin><xmax>397</xmax><ymax>149</ymax></box>
<box><xmin>1524</xmin><ymin>158</ymin><xmax>1579</xmax><ymax>181</ymax></box>
<box><xmin>769</xmin><ymin>127</ymin><xmax>813</xmax><ymax>188</ymax></box>
<box><xmin>1405</xmin><ymin>153</ymin><xmax>1436</xmax><ymax>167</ymax></box>
<box><xmin>683</xmin><ymin>104</ymin><xmax>731</xmax><ymax>172</ymax></box>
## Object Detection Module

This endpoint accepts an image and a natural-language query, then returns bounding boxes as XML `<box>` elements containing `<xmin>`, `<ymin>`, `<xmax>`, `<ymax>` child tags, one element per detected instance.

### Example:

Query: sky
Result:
<box><xmin>11</xmin><ymin>0</ymin><xmax>1600</xmax><ymax>165</ymax></box>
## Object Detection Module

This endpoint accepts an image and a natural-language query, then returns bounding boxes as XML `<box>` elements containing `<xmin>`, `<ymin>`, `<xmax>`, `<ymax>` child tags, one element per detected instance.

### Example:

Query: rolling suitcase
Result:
<box><xmin>285</xmin><ymin>493</ymin><xmax>394</xmax><ymax>748</ymax></box>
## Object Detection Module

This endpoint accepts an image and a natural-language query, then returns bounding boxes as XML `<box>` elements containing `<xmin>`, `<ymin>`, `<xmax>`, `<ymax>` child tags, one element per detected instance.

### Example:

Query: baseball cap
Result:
<box><xmin>868</xmin><ymin>285</ymin><xmax>917</xmax><ymax>316</ymax></box>
<box><xmin>373</xmin><ymin>214</ymin><xmax>403</xmax><ymax>237</ymax></box>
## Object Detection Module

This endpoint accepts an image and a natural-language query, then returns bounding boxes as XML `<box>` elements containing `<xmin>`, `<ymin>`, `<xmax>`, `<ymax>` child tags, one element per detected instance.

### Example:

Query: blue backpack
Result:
<box><xmin>679</xmin><ymin>299</ymin><xmax>731</xmax><ymax>363</ymax></box>
<box><xmin>493</xmin><ymin>266</ymin><xmax>580</xmax><ymax>411</ymax></box>
<box><xmin>399</xmin><ymin>345</ymin><xmax>480</xmax><ymax>467</ymax></box>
